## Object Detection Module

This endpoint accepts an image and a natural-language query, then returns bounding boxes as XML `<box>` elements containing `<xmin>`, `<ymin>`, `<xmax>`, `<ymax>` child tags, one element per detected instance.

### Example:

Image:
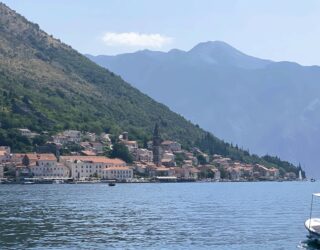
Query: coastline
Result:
<box><xmin>0</xmin><ymin>178</ymin><xmax>307</xmax><ymax>185</ymax></box>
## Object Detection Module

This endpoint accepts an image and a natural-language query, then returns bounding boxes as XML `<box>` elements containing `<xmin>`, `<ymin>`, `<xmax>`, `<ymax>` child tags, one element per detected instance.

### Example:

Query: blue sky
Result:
<box><xmin>3</xmin><ymin>0</ymin><xmax>320</xmax><ymax>65</ymax></box>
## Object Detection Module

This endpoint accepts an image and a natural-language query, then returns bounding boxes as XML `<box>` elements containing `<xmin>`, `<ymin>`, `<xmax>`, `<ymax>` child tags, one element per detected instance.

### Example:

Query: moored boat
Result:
<box><xmin>305</xmin><ymin>193</ymin><xmax>320</xmax><ymax>243</ymax></box>
<box><xmin>108</xmin><ymin>180</ymin><xmax>116</xmax><ymax>186</ymax></box>
<box><xmin>305</xmin><ymin>218</ymin><xmax>320</xmax><ymax>242</ymax></box>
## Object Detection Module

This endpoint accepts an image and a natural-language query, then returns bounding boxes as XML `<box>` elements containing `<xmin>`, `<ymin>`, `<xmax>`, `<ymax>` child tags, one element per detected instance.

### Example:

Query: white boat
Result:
<box><xmin>305</xmin><ymin>193</ymin><xmax>320</xmax><ymax>242</ymax></box>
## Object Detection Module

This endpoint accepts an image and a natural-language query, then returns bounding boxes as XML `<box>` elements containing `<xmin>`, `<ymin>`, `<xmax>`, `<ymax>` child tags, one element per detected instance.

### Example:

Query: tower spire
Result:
<box><xmin>152</xmin><ymin>123</ymin><xmax>162</xmax><ymax>166</ymax></box>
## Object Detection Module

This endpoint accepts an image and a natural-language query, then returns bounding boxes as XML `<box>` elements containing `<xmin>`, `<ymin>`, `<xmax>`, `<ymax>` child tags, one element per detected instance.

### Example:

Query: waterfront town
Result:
<box><xmin>0</xmin><ymin>124</ymin><xmax>298</xmax><ymax>184</ymax></box>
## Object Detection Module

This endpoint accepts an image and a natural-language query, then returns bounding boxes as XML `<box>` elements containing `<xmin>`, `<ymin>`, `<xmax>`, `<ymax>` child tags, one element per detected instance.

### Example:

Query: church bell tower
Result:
<box><xmin>152</xmin><ymin>123</ymin><xmax>162</xmax><ymax>166</ymax></box>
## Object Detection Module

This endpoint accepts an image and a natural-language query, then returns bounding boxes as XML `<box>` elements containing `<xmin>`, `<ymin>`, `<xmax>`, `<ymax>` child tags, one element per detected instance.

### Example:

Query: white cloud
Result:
<box><xmin>102</xmin><ymin>32</ymin><xmax>173</xmax><ymax>48</ymax></box>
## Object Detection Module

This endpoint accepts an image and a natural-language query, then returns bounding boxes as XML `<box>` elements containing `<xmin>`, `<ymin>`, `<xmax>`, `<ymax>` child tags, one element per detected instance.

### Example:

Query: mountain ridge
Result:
<box><xmin>87</xmin><ymin>41</ymin><xmax>320</xmax><ymax>177</ymax></box>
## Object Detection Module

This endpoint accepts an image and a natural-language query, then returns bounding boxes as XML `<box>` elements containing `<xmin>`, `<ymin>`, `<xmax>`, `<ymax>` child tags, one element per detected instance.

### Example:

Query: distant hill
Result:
<box><xmin>0</xmin><ymin>3</ymin><xmax>301</xmax><ymax>175</ymax></box>
<box><xmin>87</xmin><ymin>41</ymin><xmax>320</xmax><ymax>177</ymax></box>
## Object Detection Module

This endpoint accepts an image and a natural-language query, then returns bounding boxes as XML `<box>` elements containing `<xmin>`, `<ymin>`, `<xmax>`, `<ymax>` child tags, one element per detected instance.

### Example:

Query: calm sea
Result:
<box><xmin>0</xmin><ymin>182</ymin><xmax>319</xmax><ymax>250</ymax></box>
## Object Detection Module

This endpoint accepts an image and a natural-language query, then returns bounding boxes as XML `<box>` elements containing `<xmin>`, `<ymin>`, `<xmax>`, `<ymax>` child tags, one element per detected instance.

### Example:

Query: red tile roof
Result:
<box><xmin>161</xmin><ymin>140</ymin><xmax>174</xmax><ymax>145</ymax></box>
<box><xmin>13</xmin><ymin>153</ymin><xmax>57</xmax><ymax>162</ymax></box>
<box><xmin>103</xmin><ymin>167</ymin><xmax>131</xmax><ymax>171</ymax></box>
<box><xmin>81</xmin><ymin>150</ymin><xmax>97</xmax><ymax>156</ymax></box>
<box><xmin>60</xmin><ymin>156</ymin><xmax>125</xmax><ymax>165</ymax></box>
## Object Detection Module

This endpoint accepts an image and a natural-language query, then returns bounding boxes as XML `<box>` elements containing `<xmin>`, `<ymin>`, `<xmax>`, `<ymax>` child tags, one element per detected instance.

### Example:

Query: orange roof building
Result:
<box><xmin>60</xmin><ymin>156</ymin><xmax>125</xmax><ymax>165</ymax></box>
<box><xmin>60</xmin><ymin>156</ymin><xmax>127</xmax><ymax>180</ymax></box>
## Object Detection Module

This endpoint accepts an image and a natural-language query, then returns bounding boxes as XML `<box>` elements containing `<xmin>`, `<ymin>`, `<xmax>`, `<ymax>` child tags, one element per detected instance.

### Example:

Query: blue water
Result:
<box><xmin>0</xmin><ymin>182</ymin><xmax>319</xmax><ymax>249</ymax></box>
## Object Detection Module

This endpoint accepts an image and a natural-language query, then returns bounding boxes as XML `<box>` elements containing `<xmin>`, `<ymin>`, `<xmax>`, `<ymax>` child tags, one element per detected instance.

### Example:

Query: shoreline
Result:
<box><xmin>0</xmin><ymin>179</ymin><xmax>307</xmax><ymax>185</ymax></box>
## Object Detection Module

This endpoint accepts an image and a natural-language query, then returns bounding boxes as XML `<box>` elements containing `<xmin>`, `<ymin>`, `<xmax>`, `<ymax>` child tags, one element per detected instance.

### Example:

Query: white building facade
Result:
<box><xmin>60</xmin><ymin>156</ymin><xmax>127</xmax><ymax>180</ymax></box>
<box><xmin>102</xmin><ymin>167</ymin><xmax>133</xmax><ymax>181</ymax></box>
<box><xmin>31</xmin><ymin>162</ymin><xmax>70</xmax><ymax>179</ymax></box>
<box><xmin>23</xmin><ymin>154</ymin><xmax>70</xmax><ymax>179</ymax></box>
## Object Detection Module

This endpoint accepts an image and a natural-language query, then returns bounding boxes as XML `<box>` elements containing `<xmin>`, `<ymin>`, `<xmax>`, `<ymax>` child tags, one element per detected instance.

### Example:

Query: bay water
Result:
<box><xmin>0</xmin><ymin>182</ymin><xmax>319</xmax><ymax>249</ymax></box>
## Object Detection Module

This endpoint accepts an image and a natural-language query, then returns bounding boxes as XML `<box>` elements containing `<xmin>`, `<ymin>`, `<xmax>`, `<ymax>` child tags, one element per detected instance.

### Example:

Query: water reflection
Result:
<box><xmin>299</xmin><ymin>239</ymin><xmax>320</xmax><ymax>249</ymax></box>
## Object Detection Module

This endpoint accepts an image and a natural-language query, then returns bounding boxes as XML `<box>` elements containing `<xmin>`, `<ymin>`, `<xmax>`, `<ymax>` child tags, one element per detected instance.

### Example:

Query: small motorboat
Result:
<box><xmin>108</xmin><ymin>180</ymin><xmax>116</xmax><ymax>186</ymax></box>
<box><xmin>305</xmin><ymin>193</ymin><xmax>320</xmax><ymax>243</ymax></box>
<box><xmin>311</xmin><ymin>178</ymin><xmax>316</xmax><ymax>182</ymax></box>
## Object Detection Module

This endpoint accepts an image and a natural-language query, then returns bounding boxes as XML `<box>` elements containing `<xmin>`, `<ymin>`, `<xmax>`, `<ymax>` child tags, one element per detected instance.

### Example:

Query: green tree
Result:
<box><xmin>197</xmin><ymin>154</ymin><xmax>207</xmax><ymax>165</ymax></box>
<box><xmin>110</xmin><ymin>143</ymin><xmax>133</xmax><ymax>163</ymax></box>
<box><xmin>32</xmin><ymin>135</ymin><xmax>48</xmax><ymax>146</ymax></box>
<box><xmin>174</xmin><ymin>152</ymin><xmax>186</xmax><ymax>167</ymax></box>
<box><xmin>22</xmin><ymin>155</ymin><xmax>30</xmax><ymax>167</ymax></box>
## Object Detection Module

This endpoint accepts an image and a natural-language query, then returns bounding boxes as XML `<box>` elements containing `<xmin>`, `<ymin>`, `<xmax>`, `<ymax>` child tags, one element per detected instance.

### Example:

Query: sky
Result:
<box><xmin>2</xmin><ymin>0</ymin><xmax>320</xmax><ymax>66</ymax></box>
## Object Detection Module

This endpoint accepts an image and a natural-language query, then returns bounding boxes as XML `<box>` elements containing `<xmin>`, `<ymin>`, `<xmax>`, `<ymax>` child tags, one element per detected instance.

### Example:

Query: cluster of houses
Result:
<box><xmin>0</xmin><ymin>126</ymin><xmax>298</xmax><ymax>183</ymax></box>
<box><xmin>211</xmin><ymin>155</ymin><xmax>280</xmax><ymax>181</ymax></box>
<box><xmin>0</xmin><ymin>151</ymin><xmax>132</xmax><ymax>182</ymax></box>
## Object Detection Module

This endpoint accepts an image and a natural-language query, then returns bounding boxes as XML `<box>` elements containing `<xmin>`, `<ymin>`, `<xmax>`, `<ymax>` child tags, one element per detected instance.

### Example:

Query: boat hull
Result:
<box><xmin>305</xmin><ymin>218</ymin><xmax>320</xmax><ymax>242</ymax></box>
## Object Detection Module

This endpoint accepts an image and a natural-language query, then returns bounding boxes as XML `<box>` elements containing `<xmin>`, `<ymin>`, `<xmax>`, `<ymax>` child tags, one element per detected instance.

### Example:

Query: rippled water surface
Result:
<box><xmin>0</xmin><ymin>182</ymin><xmax>319</xmax><ymax>249</ymax></box>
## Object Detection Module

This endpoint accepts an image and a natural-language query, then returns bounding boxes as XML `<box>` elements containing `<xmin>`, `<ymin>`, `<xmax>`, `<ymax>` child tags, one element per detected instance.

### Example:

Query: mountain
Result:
<box><xmin>87</xmin><ymin>41</ymin><xmax>320</xmax><ymax>177</ymax></box>
<box><xmin>0</xmin><ymin>3</ymin><xmax>301</xmax><ymax>175</ymax></box>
